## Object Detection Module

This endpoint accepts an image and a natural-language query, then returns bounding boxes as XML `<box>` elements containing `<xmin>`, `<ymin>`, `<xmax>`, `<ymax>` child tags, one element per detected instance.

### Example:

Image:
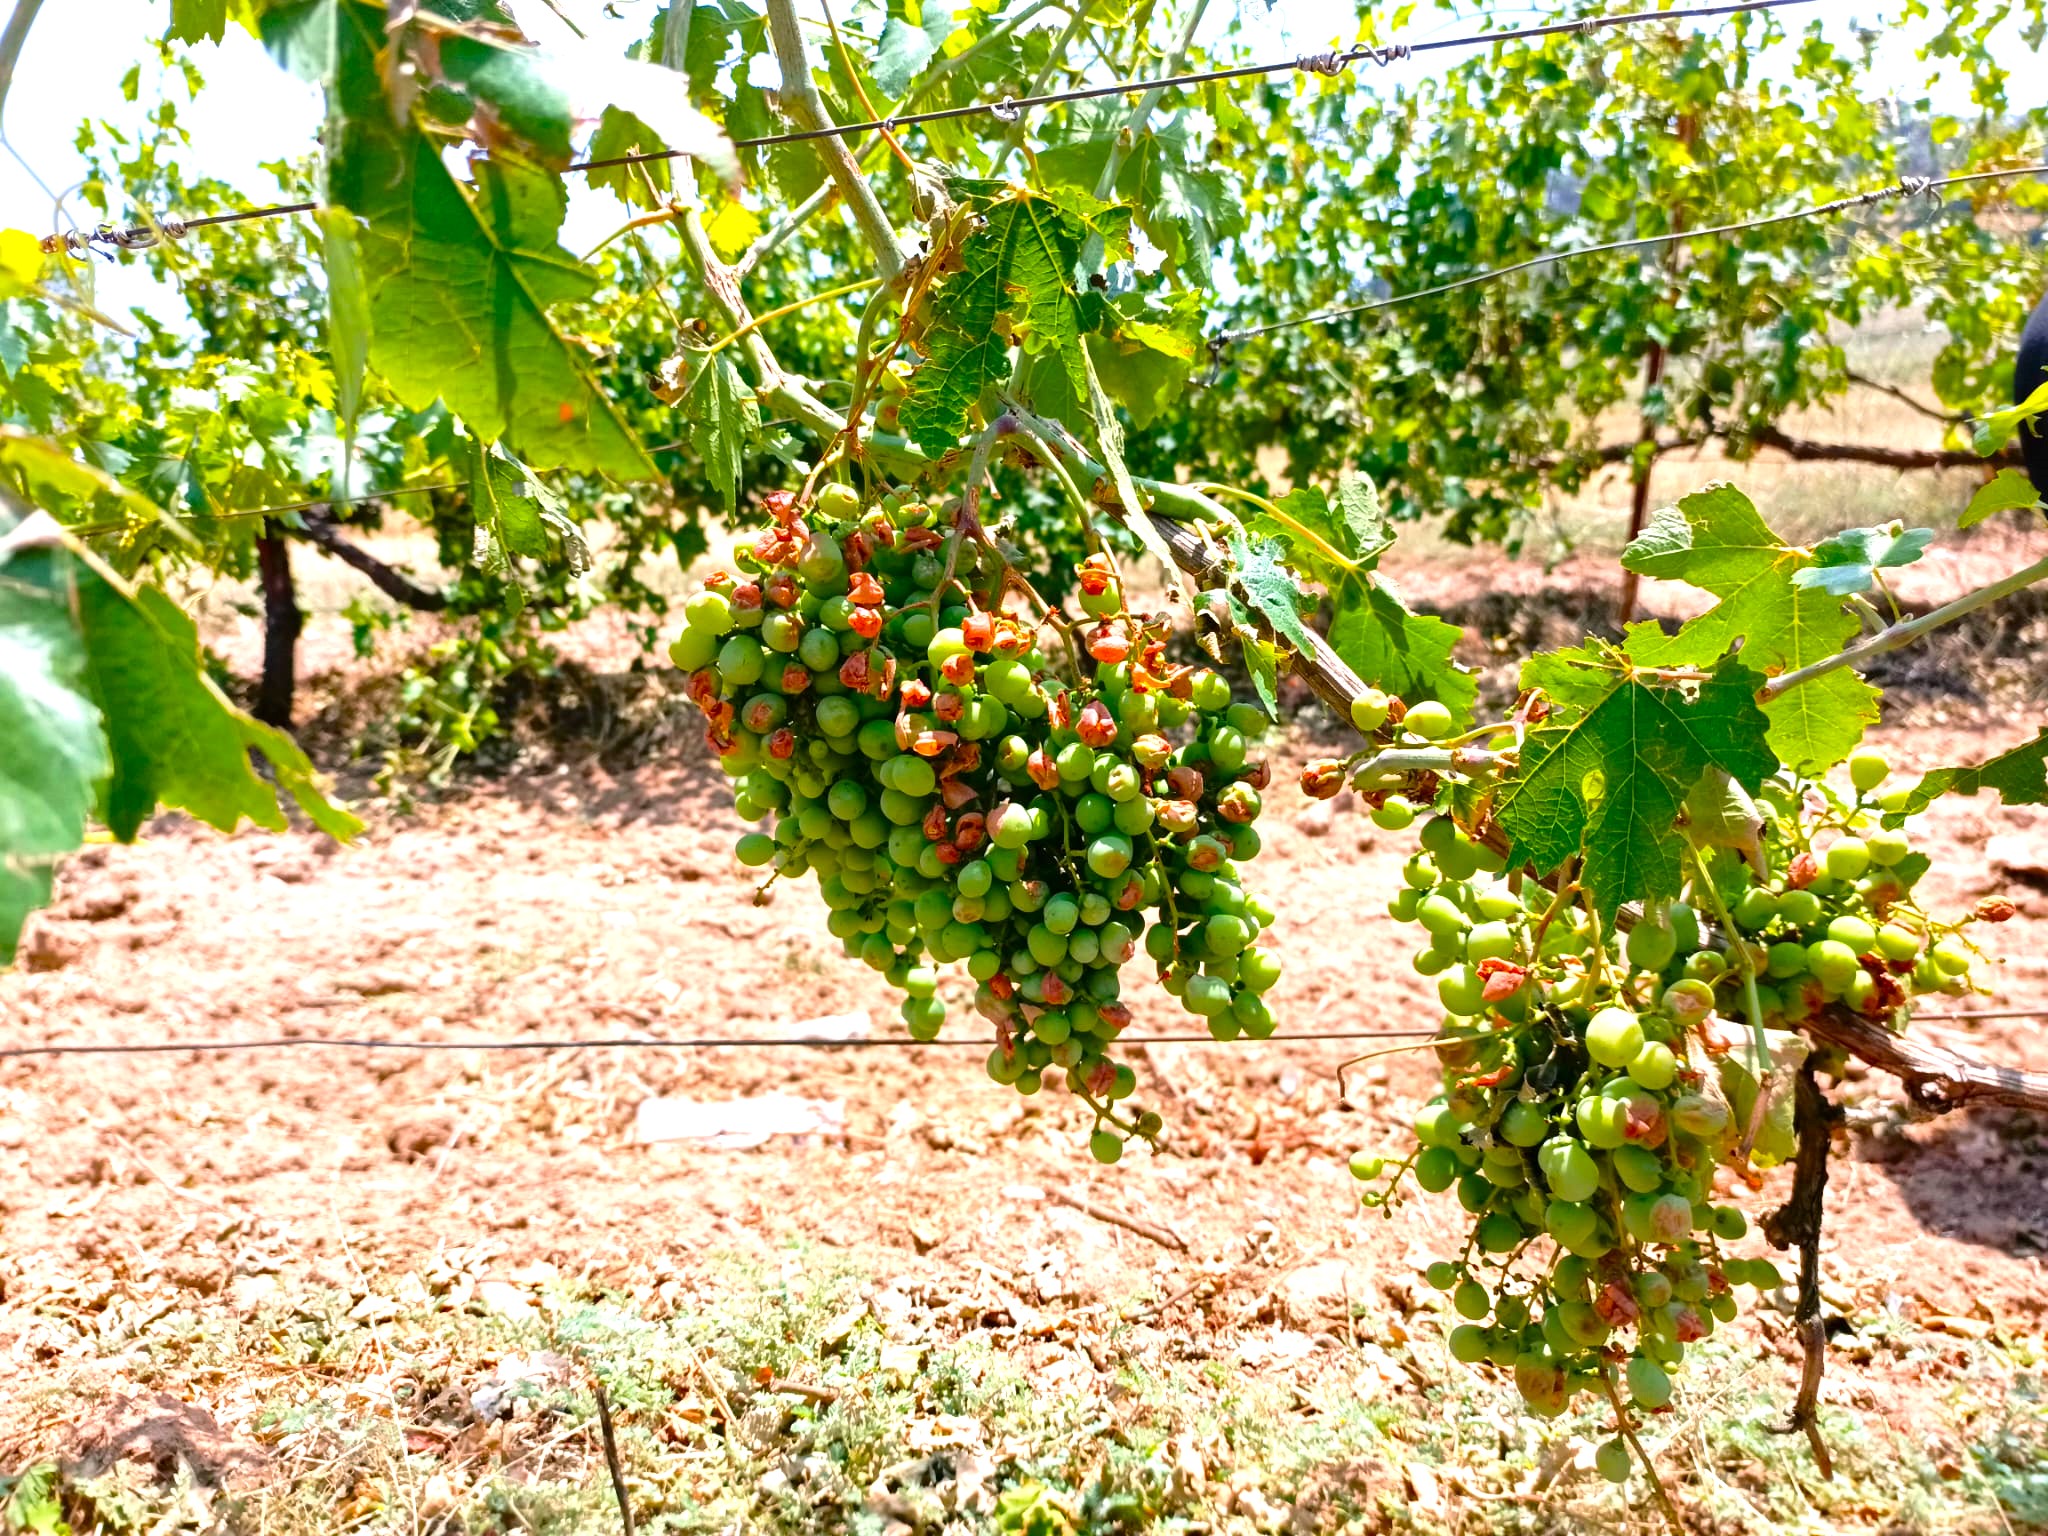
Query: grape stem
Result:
<box><xmin>1350</xmin><ymin>745</ymin><xmax>1504</xmax><ymax>789</ymax></box>
<box><xmin>1760</xmin><ymin>547</ymin><xmax>2048</xmax><ymax>702</ymax></box>
<box><xmin>1600</xmin><ymin>1371</ymin><xmax>1684</xmax><ymax>1536</ymax></box>
<box><xmin>1684</xmin><ymin>838</ymin><xmax>1774</xmax><ymax>1094</ymax></box>
<box><xmin>1762</xmin><ymin>1058</ymin><xmax>1839</xmax><ymax>1478</ymax></box>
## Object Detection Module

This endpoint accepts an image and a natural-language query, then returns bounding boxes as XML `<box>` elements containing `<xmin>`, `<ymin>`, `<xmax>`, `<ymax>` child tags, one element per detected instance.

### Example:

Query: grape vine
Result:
<box><xmin>2</xmin><ymin>0</ymin><xmax>2048</xmax><ymax>1504</ymax></box>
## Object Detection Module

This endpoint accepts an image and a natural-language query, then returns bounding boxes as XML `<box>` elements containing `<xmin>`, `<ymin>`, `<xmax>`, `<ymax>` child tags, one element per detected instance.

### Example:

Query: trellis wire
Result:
<box><xmin>0</xmin><ymin>1009</ymin><xmax>2035</xmax><ymax>1061</ymax></box>
<box><xmin>1214</xmin><ymin>161</ymin><xmax>2048</xmax><ymax>348</ymax></box>
<box><xmin>41</xmin><ymin>0</ymin><xmax>1821</xmax><ymax>256</ymax></box>
<box><xmin>0</xmin><ymin>1028</ymin><xmax>1438</xmax><ymax>1061</ymax></box>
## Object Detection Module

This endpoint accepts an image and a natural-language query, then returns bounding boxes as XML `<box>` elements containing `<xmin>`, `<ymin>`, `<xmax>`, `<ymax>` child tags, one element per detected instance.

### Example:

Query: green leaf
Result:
<box><xmin>1972</xmin><ymin>378</ymin><xmax>2048</xmax><ymax>458</ymax></box>
<box><xmin>1495</xmin><ymin>656</ymin><xmax>1776</xmax><ymax>918</ymax></box>
<box><xmin>0</xmin><ymin>1464</ymin><xmax>71</xmax><ymax>1535</ymax></box>
<box><xmin>1086</xmin><ymin>292</ymin><xmax>1204</xmax><ymax>430</ymax></box>
<box><xmin>874</xmin><ymin>2</ymin><xmax>955</xmax><ymax>96</ymax></box>
<box><xmin>1961</xmin><ymin>466</ymin><xmax>2044</xmax><ymax>529</ymax></box>
<box><xmin>1326</xmin><ymin>576</ymin><xmax>1476</xmax><ymax>725</ymax></box>
<box><xmin>1622</xmin><ymin>484</ymin><xmax>1879</xmax><ymax>770</ymax></box>
<box><xmin>1038</xmin><ymin>112</ymin><xmax>1247</xmax><ymax>286</ymax></box>
<box><xmin>1246</xmin><ymin>477</ymin><xmax>1470</xmax><ymax>724</ymax></box>
<box><xmin>170</xmin><ymin>0</ymin><xmax>231</xmax><ymax>42</ymax></box>
<box><xmin>1239</xmin><ymin>630</ymin><xmax>1279</xmax><ymax>717</ymax></box>
<box><xmin>1790</xmin><ymin>523</ymin><xmax>1934</xmax><ymax>596</ymax></box>
<box><xmin>0</xmin><ymin>542</ymin><xmax>109</xmax><ymax>965</ymax></box>
<box><xmin>899</xmin><ymin>185</ymin><xmax>1130</xmax><ymax>456</ymax></box>
<box><xmin>436</xmin><ymin>32</ymin><xmax>576</xmax><ymax>164</ymax></box>
<box><xmin>660</xmin><ymin>345</ymin><xmax>760</xmax><ymax>513</ymax></box>
<box><xmin>472</xmin><ymin>440</ymin><xmax>589</xmax><ymax>571</ymax></box>
<box><xmin>316</xmin><ymin>208</ymin><xmax>370</xmax><ymax>433</ymax></box>
<box><xmin>76</xmin><ymin>576</ymin><xmax>361</xmax><ymax>843</ymax></box>
<box><xmin>540</xmin><ymin>39</ymin><xmax>739</xmax><ymax>186</ymax></box>
<box><xmin>273</xmin><ymin>0</ymin><xmax>655</xmax><ymax>479</ymax></box>
<box><xmin>1224</xmin><ymin>530</ymin><xmax>1316</xmax><ymax>656</ymax></box>
<box><xmin>1887</xmin><ymin>728</ymin><xmax>2048</xmax><ymax>821</ymax></box>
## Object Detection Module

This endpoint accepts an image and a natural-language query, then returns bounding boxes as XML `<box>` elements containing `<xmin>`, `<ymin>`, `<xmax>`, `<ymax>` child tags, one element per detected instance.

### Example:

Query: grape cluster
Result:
<box><xmin>669</xmin><ymin>483</ymin><xmax>1282</xmax><ymax>1160</ymax></box>
<box><xmin>1340</xmin><ymin>750</ymin><xmax>2002</xmax><ymax>1478</ymax></box>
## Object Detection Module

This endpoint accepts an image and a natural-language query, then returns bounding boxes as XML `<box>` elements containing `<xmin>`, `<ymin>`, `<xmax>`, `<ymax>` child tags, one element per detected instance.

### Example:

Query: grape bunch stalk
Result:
<box><xmin>1314</xmin><ymin>734</ymin><xmax>2007</xmax><ymax>1484</ymax></box>
<box><xmin>668</xmin><ymin>480</ymin><xmax>1283</xmax><ymax>1161</ymax></box>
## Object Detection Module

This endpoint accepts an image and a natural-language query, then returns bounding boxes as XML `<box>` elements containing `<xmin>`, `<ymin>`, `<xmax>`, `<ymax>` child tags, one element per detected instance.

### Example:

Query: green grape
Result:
<box><xmin>1371</xmin><ymin>795</ymin><xmax>1417</xmax><ymax>830</ymax></box>
<box><xmin>1848</xmin><ymin>748</ymin><xmax>1889</xmax><ymax>793</ymax></box>
<box><xmin>1825</xmin><ymin>837</ymin><xmax>1871</xmax><ymax>880</ymax></box>
<box><xmin>1585</xmin><ymin>1007</ymin><xmax>1644</xmax><ymax>1068</ymax></box>
<box><xmin>1350</xmin><ymin>688</ymin><xmax>1391</xmax><ymax>732</ymax></box>
<box><xmin>1404</xmin><ymin>700</ymin><xmax>1455</xmax><ymax>740</ymax></box>
<box><xmin>1594</xmin><ymin>1439</ymin><xmax>1632</xmax><ymax>1484</ymax></box>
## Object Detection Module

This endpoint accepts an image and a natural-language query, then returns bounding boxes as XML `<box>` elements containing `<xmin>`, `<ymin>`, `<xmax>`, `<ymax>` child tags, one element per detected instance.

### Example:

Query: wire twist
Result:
<box><xmin>1295</xmin><ymin>50</ymin><xmax>1349</xmax><ymax>76</ymax></box>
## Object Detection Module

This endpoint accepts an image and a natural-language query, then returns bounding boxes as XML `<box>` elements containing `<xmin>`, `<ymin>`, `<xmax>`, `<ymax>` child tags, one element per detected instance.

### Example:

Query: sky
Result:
<box><xmin>0</xmin><ymin>0</ymin><xmax>2017</xmax><ymax>329</ymax></box>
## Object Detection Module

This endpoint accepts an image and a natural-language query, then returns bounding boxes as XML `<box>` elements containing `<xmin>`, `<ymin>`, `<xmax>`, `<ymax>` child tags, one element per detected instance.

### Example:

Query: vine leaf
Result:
<box><xmin>1621</xmin><ymin>484</ymin><xmax>1878</xmax><ymax>770</ymax></box>
<box><xmin>1247</xmin><ymin>476</ymin><xmax>1473</xmax><ymax>724</ymax></box>
<box><xmin>898</xmin><ymin>183</ymin><xmax>1130</xmax><ymax>456</ymax></box>
<box><xmin>1972</xmin><ymin>378</ymin><xmax>2048</xmax><ymax>458</ymax></box>
<box><xmin>265</xmin><ymin>0</ymin><xmax>655</xmax><ymax>480</ymax></box>
<box><xmin>0</xmin><ymin>511</ymin><xmax>362</xmax><ymax>959</ymax></box>
<box><xmin>1961</xmin><ymin>466</ymin><xmax>2044</xmax><ymax>529</ymax></box>
<box><xmin>1791</xmin><ymin>523</ymin><xmax>1933</xmax><ymax>596</ymax></box>
<box><xmin>873</xmin><ymin>1</ymin><xmax>955</xmax><ymax>96</ymax></box>
<box><xmin>471</xmin><ymin>439</ymin><xmax>588</xmax><ymax>586</ymax></box>
<box><xmin>1224</xmin><ymin>530</ymin><xmax>1316</xmax><ymax>657</ymax></box>
<box><xmin>1037</xmin><ymin>110</ymin><xmax>1248</xmax><ymax>286</ymax></box>
<box><xmin>1497</xmin><ymin>652</ymin><xmax>1776</xmax><ymax>918</ymax></box>
<box><xmin>1087</xmin><ymin>292</ymin><xmax>1204</xmax><ymax>430</ymax></box>
<box><xmin>0</xmin><ymin>542</ymin><xmax>108</xmax><ymax>964</ymax></box>
<box><xmin>654</xmin><ymin>345</ymin><xmax>760</xmax><ymax>512</ymax></box>
<box><xmin>317</xmin><ymin>208</ymin><xmax>370</xmax><ymax>433</ymax></box>
<box><xmin>1886</xmin><ymin>728</ymin><xmax>2048</xmax><ymax>822</ymax></box>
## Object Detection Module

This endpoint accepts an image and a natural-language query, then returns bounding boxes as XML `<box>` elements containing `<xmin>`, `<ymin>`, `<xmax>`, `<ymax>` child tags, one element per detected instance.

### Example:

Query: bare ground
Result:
<box><xmin>4</xmin><ymin>540</ymin><xmax>2048</xmax><ymax>1534</ymax></box>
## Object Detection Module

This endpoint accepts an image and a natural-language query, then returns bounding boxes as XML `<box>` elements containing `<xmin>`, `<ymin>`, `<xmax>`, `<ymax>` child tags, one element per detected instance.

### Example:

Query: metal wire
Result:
<box><xmin>43</xmin><ymin>0</ymin><xmax>1820</xmax><ymax>255</ymax></box>
<box><xmin>1</xmin><ymin>1010</ymin><xmax>2035</xmax><ymax>1062</ymax></box>
<box><xmin>1216</xmin><ymin>163</ymin><xmax>2048</xmax><ymax>346</ymax></box>
<box><xmin>0</xmin><ymin>1028</ymin><xmax>1438</xmax><ymax>1061</ymax></box>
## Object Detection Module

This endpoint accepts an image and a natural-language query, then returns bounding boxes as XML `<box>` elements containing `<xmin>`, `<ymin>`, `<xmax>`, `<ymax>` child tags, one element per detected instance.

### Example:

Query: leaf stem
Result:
<box><xmin>1760</xmin><ymin>548</ymin><xmax>2048</xmax><ymax>702</ymax></box>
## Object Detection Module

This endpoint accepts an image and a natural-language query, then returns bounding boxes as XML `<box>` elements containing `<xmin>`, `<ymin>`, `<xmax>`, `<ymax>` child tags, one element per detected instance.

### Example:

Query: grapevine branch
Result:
<box><xmin>297</xmin><ymin>509</ymin><xmax>448</xmax><ymax>613</ymax></box>
<box><xmin>1759</xmin><ymin>547</ymin><xmax>2048</xmax><ymax>702</ymax></box>
<box><xmin>1762</xmin><ymin>1057</ymin><xmax>1839</xmax><ymax>1477</ymax></box>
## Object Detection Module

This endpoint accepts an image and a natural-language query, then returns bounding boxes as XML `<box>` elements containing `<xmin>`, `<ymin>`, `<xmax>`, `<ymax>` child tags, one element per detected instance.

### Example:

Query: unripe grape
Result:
<box><xmin>1876</xmin><ymin>922</ymin><xmax>1922</xmax><ymax>962</ymax></box>
<box><xmin>1371</xmin><ymin>794</ymin><xmax>1417</xmax><ymax>830</ymax></box>
<box><xmin>685</xmin><ymin>589</ymin><xmax>736</xmax><ymax>634</ymax></box>
<box><xmin>1404</xmin><ymin>700</ymin><xmax>1455</xmax><ymax>740</ymax></box>
<box><xmin>1777</xmin><ymin>889</ymin><xmax>1823</xmax><ymax>930</ymax></box>
<box><xmin>1350</xmin><ymin>688</ymin><xmax>1391</xmax><ymax>732</ymax></box>
<box><xmin>1585</xmin><ymin>1007</ymin><xmax>1644</xmax><ymax>1068</ymax></box>
<box><xmin>1467</xmin><ymin>921</ymin><xmax>1517</xmax><ymax>962</ymax></box>
<box><xmin>1931</xmin><ymin>939</ymin><xmax>1971</xmax><ymax>976</ymax></box>
<box><xmin>1626</xmin><ymin>916</ymin><xmax>1677</xmax><ymax>971</ymax></box>
<box><xmin>1734</xmin><ymin>887</ymin><xmax>1779</xmax><ymax>931</ymax></box>
<box><xmin>1627</xmin><ymin>1040</ymin><xmax>1677</xmax><ymax>1092</ymax></box>
<box><xmin>1594</xmin><ymin>1439</ymin><xmax>1632</xmax><ymax>1484</ymax></box>
<box><xmin>670</xmin><ymin>625</ymin><xmax>719</xmax><ymax>670</ymax></box>
<box><xmin>1805</xmin><ymin>938</ymin><xmax>1860</xmax><ymax>993</ymax></box>
<box><xmin>1825</xmin><ymin>836</ymin><xmax>1871</xmax><ymax>881</ymax></box>
<box><xmin>1448</xmin><ymin>1325</ymin><xmax>1490</xmax><ymax>1364</ymax></box>
<box><xmin>1849</xmin><ymin>748</ymin><xmax>1890</xmax><ymax>793</ymax></box>
<box><xmin>1089</xmin><ymin>1129</ymin><xmax>1123</xmax><ymax>1164</ymax></box>
<box><xmin>1415</xmin><ymin>1148</ymin><xmax>1461</xmax><ymax>1193</ymax></box>
<box><xmin>1475</xmin><ymin>1212</ymin><xmax>1521</xmax><ymax>1253</ymax></box>
<box><xmin>1349</xmin><ymin>1151</ymin><xmax>1384</xmax><ymax>1181</ymax></box>
<box><xmin>735</xmin><ymin>832</ymin><xmax>777</xmax><ymax>867</ymax></box>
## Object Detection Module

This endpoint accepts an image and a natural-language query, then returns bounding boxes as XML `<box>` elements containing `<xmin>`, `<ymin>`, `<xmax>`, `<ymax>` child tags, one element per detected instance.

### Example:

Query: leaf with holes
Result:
<box><xmin>1622</xmin><ymin>484</ymin><xmax>1878</xmax><ymax>769</ymax></box>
